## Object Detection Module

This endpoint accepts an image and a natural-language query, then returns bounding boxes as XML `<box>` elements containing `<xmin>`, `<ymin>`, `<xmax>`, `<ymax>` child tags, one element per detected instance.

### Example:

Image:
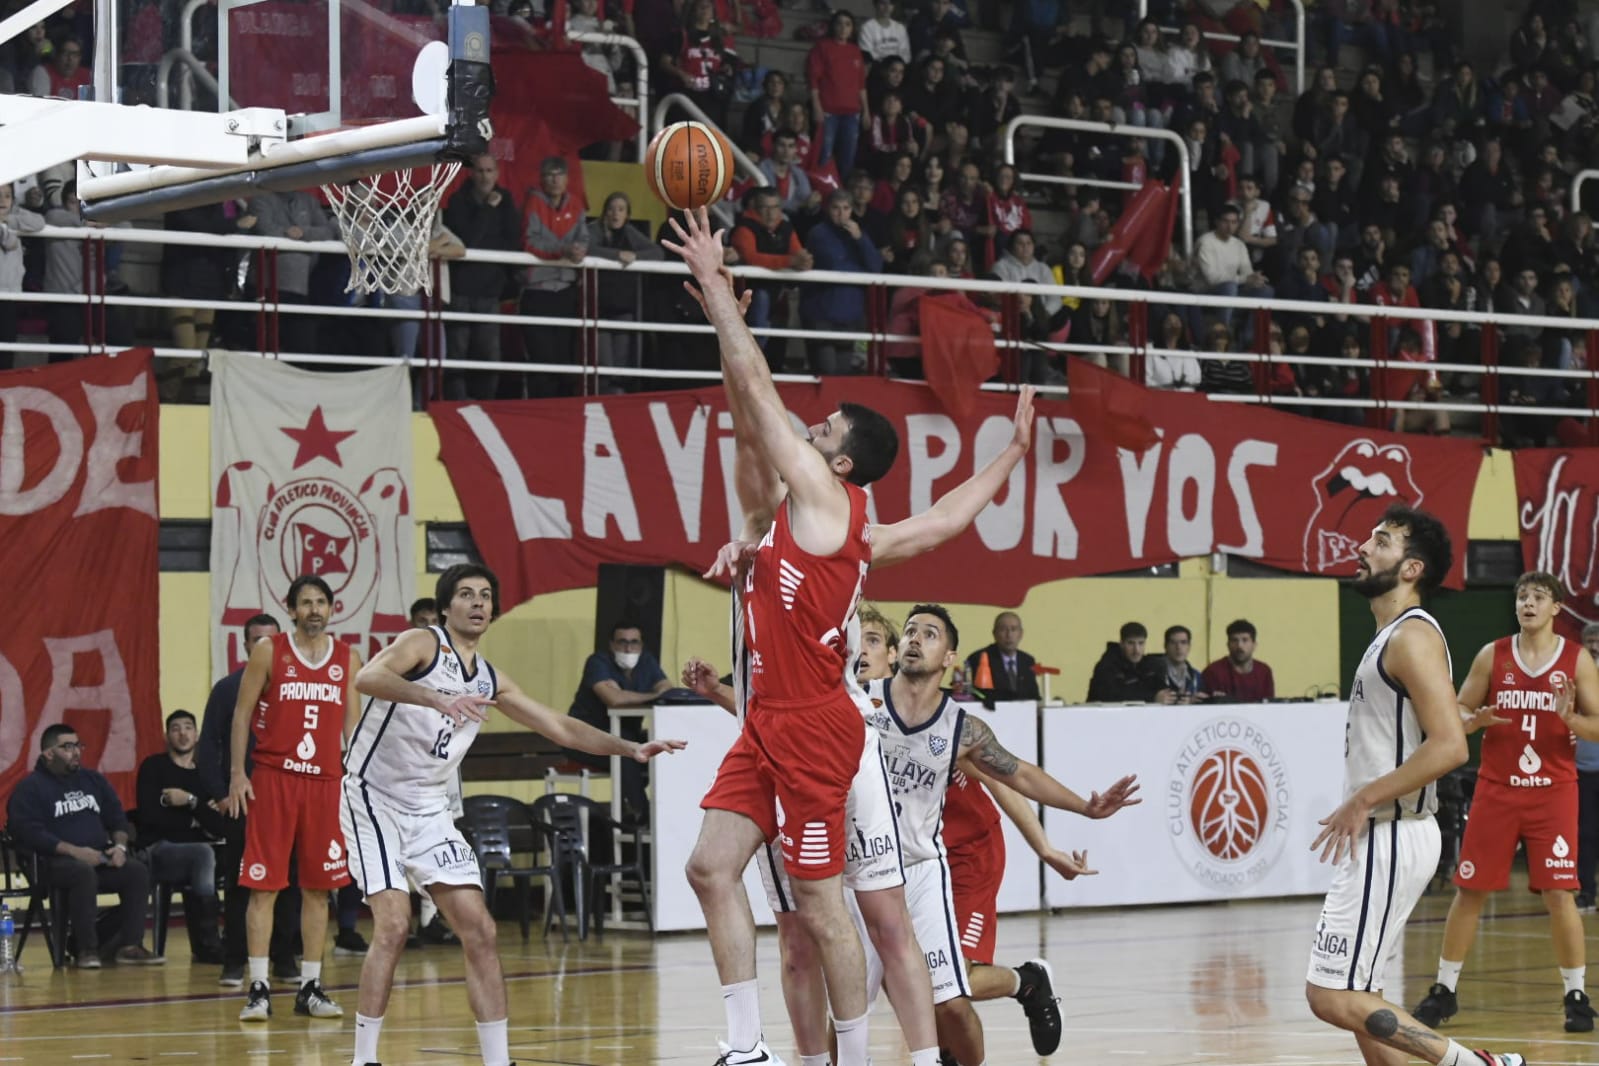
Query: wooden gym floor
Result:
<box><xmin>3</xmin><ymin>873</ymin><xmax>1598</xmax><ymax>1065</ymax></box>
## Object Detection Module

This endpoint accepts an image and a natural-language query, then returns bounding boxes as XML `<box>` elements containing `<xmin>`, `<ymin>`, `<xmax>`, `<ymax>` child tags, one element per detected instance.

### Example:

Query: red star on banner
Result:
<box><xmin>280</xmin><ymin>406</ymin><xmax>357</xmax><ymax>469</ymax></box>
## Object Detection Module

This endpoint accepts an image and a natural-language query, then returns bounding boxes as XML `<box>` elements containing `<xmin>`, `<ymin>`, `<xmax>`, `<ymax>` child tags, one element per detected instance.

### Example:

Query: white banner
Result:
<box><xmin>209</xmin><ymin>352</ymin><xmax>415</xmax><ymax>679</ymax></box>
<box><xmin>1042</xmin><ymin>702</ymin><xmax>1347</xmax><ymax>907</ymax></box>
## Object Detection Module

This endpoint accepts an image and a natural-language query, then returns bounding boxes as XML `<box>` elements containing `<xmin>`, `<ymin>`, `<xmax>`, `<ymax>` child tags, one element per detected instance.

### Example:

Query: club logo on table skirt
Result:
<box><xmin>1168</xmin><ymin>716</ymin><xmax>1291</xmax><ymax>889</ymax></box>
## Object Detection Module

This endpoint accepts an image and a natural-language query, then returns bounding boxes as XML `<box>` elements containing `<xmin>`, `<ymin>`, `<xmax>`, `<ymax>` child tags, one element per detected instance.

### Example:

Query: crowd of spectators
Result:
<box><xmin>11</xmin><ymin>0</ymin><xmax>1599</xmax><ymax>439</ymax></box>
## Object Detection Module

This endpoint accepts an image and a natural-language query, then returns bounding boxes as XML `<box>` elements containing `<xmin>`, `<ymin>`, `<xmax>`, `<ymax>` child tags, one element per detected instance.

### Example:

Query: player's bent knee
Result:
<box><xmin>1304</xmin><ymin>984</ymin><xmax>1348</xmax><ymax>1025</ymax></box>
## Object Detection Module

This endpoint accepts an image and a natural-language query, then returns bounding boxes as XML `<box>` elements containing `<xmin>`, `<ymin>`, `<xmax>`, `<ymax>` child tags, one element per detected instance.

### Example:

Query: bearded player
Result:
<box><xmin>1412</xmin><ymin>571</ymin><xmax>1599</xmax><ymax>1033</ymax></box>
<box><xmin>224</xmin><ymin>575</ymin><xmax>361</xmax><ymax>1023</ymax></box>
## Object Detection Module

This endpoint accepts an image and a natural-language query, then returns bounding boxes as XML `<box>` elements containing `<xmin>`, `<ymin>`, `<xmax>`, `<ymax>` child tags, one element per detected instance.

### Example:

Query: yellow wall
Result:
<box><xmin>157</xmin><ymin>408</ymin><xmax>1526</xmax><ymax>720</ymax></box>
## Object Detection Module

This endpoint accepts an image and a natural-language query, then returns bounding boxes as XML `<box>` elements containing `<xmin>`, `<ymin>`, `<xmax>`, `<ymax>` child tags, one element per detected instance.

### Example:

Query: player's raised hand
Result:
<box><xmin>1554</xmin><ymin>676</ymin><xmax>1579</xmax><ymax>726</ymax></box>
<box><xmin>703</xmin><ymin>538</ymin><xmax>758</xmax><ymax>580</ymax></box>
<box><xmin>682</xmin><ymin>264</ymin><xmax>751</xmax><ymax>320</ymax></box>
<box><xmin>1460</xmin><ymin>703</ymin><xmax>1512</xmax><ymax>734</ymax></box>
<box><xmin>1083</xmin><ymin>774</ymin><xmax>1141</xmax><ymax>818</ymax></box>
<box><xmin>633</xmin><ymin>738</ymin><xmax>688</xmax><ymax>762</ymax></box>
<box><xmin>1045</xmin><ymin>848</ymin><xmax>1096</xmax><ymax>880</ymax></box>
<box><xmin>1312</xmin><ymin>794</ymin><xmax>1369</xmax><ymax>866</ymax></box>
<box><xmin>434</xmin><ymin>693</ymin><xmax>495</xmax><ymax>727</ymax></box>
<box><xmin>1010</xmin><ymin>385</ymin><xmax>1036</xmax><ymax>453</ymax></box>
<box><xmin>663</xmin><ymin>206</ymin><xmax>728</xmax><ymax>285</ymax></box>
<box><xmin>681</xmin><ymin>657</ymin><xmax>722</xmax><ymax>698</ymax></box>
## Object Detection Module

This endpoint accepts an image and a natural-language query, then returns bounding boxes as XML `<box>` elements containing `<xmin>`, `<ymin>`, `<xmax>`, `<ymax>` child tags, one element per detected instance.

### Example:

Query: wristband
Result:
<box><xmin>111</xmin><ymin>843</ymin><xmax>126</xmax><ymax>853</ymax></box>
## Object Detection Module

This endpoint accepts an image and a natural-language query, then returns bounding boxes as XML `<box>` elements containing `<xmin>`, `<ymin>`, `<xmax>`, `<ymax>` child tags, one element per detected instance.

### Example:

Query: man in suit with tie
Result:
<box><xmin>964</xmin><ymin>612</ymin><xmax>1042</xmax><ymax>703</ymax></box>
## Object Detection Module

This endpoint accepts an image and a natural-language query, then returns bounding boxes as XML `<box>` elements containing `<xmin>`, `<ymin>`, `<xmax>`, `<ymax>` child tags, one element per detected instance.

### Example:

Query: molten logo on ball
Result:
<box><xmin>1189</xmin><ymin>748</ymin><xmax>1270</xmax><ymax>861</ymax></box>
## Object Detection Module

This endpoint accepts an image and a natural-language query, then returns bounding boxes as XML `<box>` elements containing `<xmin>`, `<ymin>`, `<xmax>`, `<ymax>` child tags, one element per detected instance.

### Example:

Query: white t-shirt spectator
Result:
<box><xmin>1193</xmin><ymin>230</ymin><xmax>1252</xmax><ymax>288</ymax></box>
<box><xmin>1237</xmin><ymin>198</ymin><xmax>1277</xmax><ymax>266</ymax></box>
<box><xmin>859</xmin><ymin>16</ymin><xmax>911</xmax><ymax>62</ymax></box>
<box><xmin>993</xmin><ymin>253</ymin><xmax>1060</xmax><ymax>315</ymax></box>
<box><xmin>1147</xmin><ymin>349</ymin><xmax>1203</xmax><ymax>389</ymax></box>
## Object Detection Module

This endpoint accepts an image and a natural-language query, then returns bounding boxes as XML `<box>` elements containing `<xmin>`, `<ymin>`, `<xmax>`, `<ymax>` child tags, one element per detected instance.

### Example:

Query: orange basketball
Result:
<box><xmin>644</xmin><ymin>121</ymin><xmax>735</xmax><ymax>211</ymax></box>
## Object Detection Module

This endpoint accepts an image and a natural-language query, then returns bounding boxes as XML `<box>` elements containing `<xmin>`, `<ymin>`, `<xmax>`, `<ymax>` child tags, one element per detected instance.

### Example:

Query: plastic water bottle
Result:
<box><xmin>0</xmin><ymin>902</ymin><xmax>17</xmax><ymax>975</ymax></box>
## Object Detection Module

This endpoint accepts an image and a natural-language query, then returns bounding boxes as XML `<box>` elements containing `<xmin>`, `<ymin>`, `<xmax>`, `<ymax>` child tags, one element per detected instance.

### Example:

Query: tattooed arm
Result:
<box><xmin>955</xmin><ymin>715</ymin><xmax>1141</xmax><ymax>819</ymax></box>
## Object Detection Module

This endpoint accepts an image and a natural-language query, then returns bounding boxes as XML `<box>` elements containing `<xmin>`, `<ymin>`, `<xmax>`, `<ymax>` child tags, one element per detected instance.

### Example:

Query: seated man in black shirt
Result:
<box><xmin>136</xmin><ymin>709</ymin><xmax>228</xmax><ymax>963</ymax></box>
<box><xmin>565</xmin><ymin>619</ymin><xmax>673</xmax><ymax>822</ymax></box>
<box><xmin>1086</xmin><ymin>621</ymin><xmax>1166</xmax><ymax>703</ymax></box>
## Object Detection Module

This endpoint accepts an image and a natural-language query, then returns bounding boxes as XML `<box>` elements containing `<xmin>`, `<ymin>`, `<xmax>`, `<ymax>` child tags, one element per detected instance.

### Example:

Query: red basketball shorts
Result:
<box><xmin>701</xmin><ymin>694</ymin><xmax>864</xmax><ymax>880</ymax></box>
<box><xmin>239</xmin><ymin>766</ymin><xmax>351</xmax><ymax>891</ymax></box>
<box><xmin>947</xmin><ymin>829</ymin><xmax>1006</xmax><ymax>965</ymax></box>
<box><xmin>1454</xmin><ymin>780</ymin><xmax>1579</xmax><ymax>893</ymax></box>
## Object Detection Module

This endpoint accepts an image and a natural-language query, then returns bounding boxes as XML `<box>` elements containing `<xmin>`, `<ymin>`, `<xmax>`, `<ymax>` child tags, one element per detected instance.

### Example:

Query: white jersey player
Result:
<box><xmin>1304</xmin><ymin>504</ymin><xmax>1526</xmax><ymax>1066</ymax></box>
<box><xmin>344</xmin><ymin>564</ymin><xmax>685</xmax><ymax>1066</ymax></box>
<box><xmin>867</xmin><ymin>604</ymin><xmax>1140</xmax><ymax>1066</ymax></box>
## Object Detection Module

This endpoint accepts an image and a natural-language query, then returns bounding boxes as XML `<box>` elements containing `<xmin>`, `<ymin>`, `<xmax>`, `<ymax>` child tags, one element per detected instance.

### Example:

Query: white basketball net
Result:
<box><xmin>322</xmin><ymin>161</ymin><xmax>463</xmax><ymax>296</ymax></box>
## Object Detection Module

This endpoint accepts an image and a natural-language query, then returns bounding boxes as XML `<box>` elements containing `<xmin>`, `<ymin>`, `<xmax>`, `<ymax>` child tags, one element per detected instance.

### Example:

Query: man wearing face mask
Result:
<box><xmin>565</xmin><ymin>619</ymin><xmax>674</xmax><ymax>823</ymax></box>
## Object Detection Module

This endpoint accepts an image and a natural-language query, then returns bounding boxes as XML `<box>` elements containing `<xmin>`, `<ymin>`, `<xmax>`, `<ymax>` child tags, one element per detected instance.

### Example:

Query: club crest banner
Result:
<box><xmin>209</xmin><ymin>352</ymin><xmax>414</xmax><ymax>679</ymax></box>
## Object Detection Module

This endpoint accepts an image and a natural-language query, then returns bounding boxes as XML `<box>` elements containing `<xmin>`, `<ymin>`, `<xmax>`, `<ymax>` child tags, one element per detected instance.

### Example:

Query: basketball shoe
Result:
<box><xmin>295</xmin><ymin>979</ymin><xmax>344</xmax><ymax>1018</ymax></box>
<box><xmin>239</xmin><ymin>980</ymin><xmax>271</xmax><ymax>1022</ymax></box>
<box><xmin>1566</xmin><ymin>989</ymin><xmax>1596</xmax><ymax>1032</ymax></box>
<box><xmin>713</xmin><ymin>1040</ymin><xmax>786</xmax><ymax>1065</ymax></box>
<box><xmin>1412</xmin><ymin>983</ymin><xmax>1458</xmax><ymax>1027</ymax></box>
<box><xmin>1015</xmin><ymin>958</ymin><xmax>1062</xmax><ymax>1055</ymax></box>
<box><xmin>1466</xmin><ymin>1054</ymin><xmax>1525</xmax><ymax>1066</ymax></box>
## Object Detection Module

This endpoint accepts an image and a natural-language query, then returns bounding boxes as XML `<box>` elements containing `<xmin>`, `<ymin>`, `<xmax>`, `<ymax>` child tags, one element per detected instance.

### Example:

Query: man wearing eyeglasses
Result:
<box><xmin>5</xmin><ymin>724</ymin><xmax>164</xmax><ymax>966</ymax></box>
<box><xmin>564</xmin><ymin>619</ymin><xmax>674</xmax><ymax>823</ymax></box>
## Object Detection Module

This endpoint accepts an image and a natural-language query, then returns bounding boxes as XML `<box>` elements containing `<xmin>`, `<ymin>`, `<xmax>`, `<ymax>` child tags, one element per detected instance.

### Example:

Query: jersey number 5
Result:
<box><xmin>304</xmin><ymin>704</ymin><xmax>319</xmax><ymax>730</ymax></box>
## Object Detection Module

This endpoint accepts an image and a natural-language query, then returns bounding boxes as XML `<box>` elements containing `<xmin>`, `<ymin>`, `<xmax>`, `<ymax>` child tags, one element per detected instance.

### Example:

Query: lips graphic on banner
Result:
<box><xmin>429</xmin><ymin>364</ymin><xmax>1480</xmax><ymax>611</ymax></box>
<box><xmin>210</xmin><ymin>352</ymin><xmax>414</xmax><ymax>679</ymax></box>
<box><xmin>0</xmin><ymin>351</ymin><xmax>162</xmax><ymax>809</ymax></box>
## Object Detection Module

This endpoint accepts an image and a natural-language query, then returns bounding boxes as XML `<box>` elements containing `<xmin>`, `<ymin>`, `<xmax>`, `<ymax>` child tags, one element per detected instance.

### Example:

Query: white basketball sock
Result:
<box><xmin>833</xmin><ymin>1012</ymin><xmax>869</xmax><ymax>1066</ymax></box>
<box><xmin>476</xmin><ymin>1018</ymin><xmax>510</xmax><ymax>1066</ymax></box>
<box><xmin>353</xmin><ymin>1013</ymin><xmax>384</xmax><ymax>1063</ymax></box>
<box><xmin>301</xmin><ymin>960</ymin><xmax>322</xmax><ymax>988</ymax></box>
<box><xmin>248</xmin><ymin>956</ymin><xmax>268</xmax><ymax>985</ymax></box>
<box><xmin>721</xmin><ymin>978</ymin><xmax>762</xmax><ymax>1052</ymax></box>
<box><xmin>1436</xmin><ymin>958</ymin><xmax>1464</xmax><ymax>992</ymax></box>
<box><xmin>910</xmin><ymin>1049</ymin><xmax>940</xmax><ymax>1066</ymax></box>
<box><xmin>1562</xmin><ymin>966</ymin><xmax>1586</xmax><ymax>995</ymax></box>
<box><xmin>799</xmin><ymin>1056</ymin><xmax>830</xmax><ymax>1066</ymax></box>
<box><xmin>1434</xmin><ymin>1042</ymin><xmax>1468</xmax><ymax>1065</ymax></box>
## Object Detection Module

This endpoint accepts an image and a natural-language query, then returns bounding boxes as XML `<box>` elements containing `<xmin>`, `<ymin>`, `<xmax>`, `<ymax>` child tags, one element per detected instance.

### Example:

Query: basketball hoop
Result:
<box><xmin>322</xmin><ymin>161</ymin><xmax>462</xmax><ymax>296</ymax></box>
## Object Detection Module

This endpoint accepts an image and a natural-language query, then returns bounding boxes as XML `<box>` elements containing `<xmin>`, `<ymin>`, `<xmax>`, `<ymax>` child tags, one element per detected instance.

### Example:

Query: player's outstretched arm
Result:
<box><xmin>682</xmin><ymin>657</ymin><xmax>737</xmax><ymax>715</ymax></box>
<box><xmin>872</xmin><ymin>387</ymin><xmax>1035</xmax><ymax>567</ymax></box>
<box><xmin>1455</xmin><ymin>643</ymin><xmax>1509</xmax><ymax>735</ymax></box>
<box><xmin>495</xmin><ymin>674</ymin><xmax>687</xmax><ymax>764</ymax></box>
<box><xmin>222</xmin><ymin>638</ymin><xmax>275</xmax><ymax>818</ymax></box>
<box><xmin>1311</xmin><ymin>619</ymin><xmax>1467</xmax><ymax>865</ymax></box>
<box><xmin>665</xmin><ymin>207</ymin><xmax>841</xmax><ymax>516</ymax></box>
<box><xmin>965</xmin><ymin>763</ymin><xmax>1098</xmax><ymax>880</ymax></box>
<box><xmin>356</xmin><ymin>628</ymin><xmax>494</xmax><ymax>726</ymax></box>
<box><xmin>956</xmin><ymin>716</ymin><xmax>1141</xmax><ymax>818</ymax></box>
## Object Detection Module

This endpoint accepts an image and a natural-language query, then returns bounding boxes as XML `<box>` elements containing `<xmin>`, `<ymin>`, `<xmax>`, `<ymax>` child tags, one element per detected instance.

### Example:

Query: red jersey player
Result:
<box><xmin>1413</xmin><ymin>571</ymin><xmax>1599</xmax><ymax>1033</ymax></box>
<box><xmin>223</xmin><ymin>574</ymin><xmax>362</xmax><ymax>1024</ymax></box>
<box><xmin>669</xmin><ymin>205</ymin><xmax>899</xmax><ymax>1066</ymax></box>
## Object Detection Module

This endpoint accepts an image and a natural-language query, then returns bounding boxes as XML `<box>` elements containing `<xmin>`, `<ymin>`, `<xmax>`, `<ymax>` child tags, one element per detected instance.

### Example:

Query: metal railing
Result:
<box><xmin>156</xmin><ymin>48</ymin><xmax>234</xmax><ymax>113</ymax></box>
<box><xmin>1574</xmin><ymin>169</ymin><xmax>1599</xmax><ymax>215</ymax></box>
<box><xmin>567</xmin><ymin>30</ymin><xmax>651</xmax><ymax>161</ymax></box>
<box><xmin>9</xmin><ymin>224</ymin><xmax>1599</xmax><ymax>445</ymax></box>
<box><xmin>1138</xmin><ymin>0</ymin><xmax>1307</xmax><ymax>94</ymax></box>
<box><xmin>1002</xmin><ymin>115</ymin><xmax>1193</xmax><ymax>258</ymax></box>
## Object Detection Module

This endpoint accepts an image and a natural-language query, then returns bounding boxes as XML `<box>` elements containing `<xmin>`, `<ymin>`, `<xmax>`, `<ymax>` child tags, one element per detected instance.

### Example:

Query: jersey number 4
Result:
<box><xmin>1523</xmin><ymin>713</ymin><xmax>1538</xmax><ymax>741</ymax></box>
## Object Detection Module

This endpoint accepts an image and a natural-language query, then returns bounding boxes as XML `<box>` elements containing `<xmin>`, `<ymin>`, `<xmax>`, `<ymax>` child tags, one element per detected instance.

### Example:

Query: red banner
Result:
<box><xmin>1514</xmin><ymin>448</ymin><xmax>1599</xmax><ymax>631</ymax></box>
<box><xmin>0</xmin><ymin>352</ymin><xmax>162</xmax><ymax>808</ymax></box>
<box><xmin>430</xmin><ymin>367</ymin><xmax>1481</xmax><ymax>610</ymax></box>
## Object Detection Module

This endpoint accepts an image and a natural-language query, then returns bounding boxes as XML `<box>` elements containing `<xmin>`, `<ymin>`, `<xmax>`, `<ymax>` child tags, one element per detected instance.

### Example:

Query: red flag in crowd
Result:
<box><xmin>919</xmin><ymin>293</ymin><xmax>1000</xmax><ymax>418</ymax></box>
<box><xmin>1088</xmin><ymin>182</ymin><xmax>1177</xmax><ymax>283</ymax></box>
<box><xmin>1067</xmin><ymin>358</ymin><xmax>1160</xmax><ymax>453</ymax></box>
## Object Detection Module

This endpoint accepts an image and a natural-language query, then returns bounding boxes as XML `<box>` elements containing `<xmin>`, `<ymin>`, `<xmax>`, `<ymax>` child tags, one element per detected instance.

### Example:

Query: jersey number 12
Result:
<box><xmin>431</xmin><ymin>727</ymin><xmax>452</xmax><ymax>760</ymax></box>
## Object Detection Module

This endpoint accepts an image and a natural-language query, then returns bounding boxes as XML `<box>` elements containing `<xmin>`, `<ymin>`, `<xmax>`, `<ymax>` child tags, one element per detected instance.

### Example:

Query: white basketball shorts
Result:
<box><xmin>1306</xmin><ymin>815</ymin><xmax>1440</xmax><ymax>992</ymax></box>
<box><xmin>856</xmin><ymin>856</ymin><xmax>970</xmax><ymax>1006</ymax></box>
<box><xmin>757</xmin><ymin>725</ymin><xmax>905</xmax><ymax>912</ymax></box>
<box><xmin>341</xmin><ymin>778</ymin><xmax>483</xmax><ymax>900</ymax></box>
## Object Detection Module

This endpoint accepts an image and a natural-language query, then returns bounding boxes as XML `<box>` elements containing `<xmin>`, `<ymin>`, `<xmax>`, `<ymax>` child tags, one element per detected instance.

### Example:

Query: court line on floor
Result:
<box><xmin>0</xmin><ymin>962</ymin><xmax>656</xmax><ymax>1016</ymax></box>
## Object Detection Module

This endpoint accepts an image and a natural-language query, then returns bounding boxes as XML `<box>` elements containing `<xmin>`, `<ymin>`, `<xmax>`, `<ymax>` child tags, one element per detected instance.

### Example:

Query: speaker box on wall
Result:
<box><xmin>593</xmin><ymin>564</ymin><xmax>666</xmax><ymax>658</ymax></box>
